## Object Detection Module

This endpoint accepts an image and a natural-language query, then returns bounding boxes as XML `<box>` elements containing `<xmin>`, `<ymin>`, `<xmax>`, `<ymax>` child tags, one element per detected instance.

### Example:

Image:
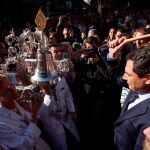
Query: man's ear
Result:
<box><xmin>145</xmin><ymin>74</ymin><xmax>150</xmax><ymax>85</ymax></box>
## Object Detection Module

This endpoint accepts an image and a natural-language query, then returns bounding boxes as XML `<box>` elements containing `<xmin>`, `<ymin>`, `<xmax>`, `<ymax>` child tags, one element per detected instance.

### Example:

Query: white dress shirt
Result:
<box><xmin>128</xmin><ymin>93</ymin><xmax>150</xmax><ymax>110</ymax></box>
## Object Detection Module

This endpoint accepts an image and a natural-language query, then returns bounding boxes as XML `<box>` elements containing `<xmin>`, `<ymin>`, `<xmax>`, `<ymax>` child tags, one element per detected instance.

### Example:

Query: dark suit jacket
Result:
<box><xmin>114</xmin><ymin>91</ymin><xmax>150</xmax><ymax>150</ymax></box>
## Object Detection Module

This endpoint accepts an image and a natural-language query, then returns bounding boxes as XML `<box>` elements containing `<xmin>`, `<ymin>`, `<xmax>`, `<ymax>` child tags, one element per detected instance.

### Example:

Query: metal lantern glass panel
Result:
<box><xmin>31</xmin><ymin>47</ymin><xmax>52</xmax><ymax>82</ymax></box>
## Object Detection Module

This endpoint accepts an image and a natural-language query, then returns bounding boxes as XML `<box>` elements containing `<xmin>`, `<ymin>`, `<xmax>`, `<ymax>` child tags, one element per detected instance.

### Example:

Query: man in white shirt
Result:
<box><xmin>38</xmin><ymin>77</ymin><xmax>80</xmax><ymax>150</ymax></box>
<box><xmin>0</xmin><ymin>75</ymin><xmax>51</xmax><ymax>150</ymax></box>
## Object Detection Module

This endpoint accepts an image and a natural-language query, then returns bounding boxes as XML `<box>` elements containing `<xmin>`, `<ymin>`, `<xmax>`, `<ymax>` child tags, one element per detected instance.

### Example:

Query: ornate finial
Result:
<box><xmin>35</xmin><ymin>9</ymin><xmax>47</xmax><ymax>31</ymax></box>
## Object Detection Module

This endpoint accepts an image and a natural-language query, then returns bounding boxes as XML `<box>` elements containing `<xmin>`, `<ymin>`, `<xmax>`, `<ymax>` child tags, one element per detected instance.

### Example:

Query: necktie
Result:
<box><xmin>129</xmin><ymin>93</ymin><xmax>139</xmax><ymax>104</ymax></box>
<box><xmin>124</xmin><ymin>93</ymin><xmax>139</xmax><ymax>112</ymax></box>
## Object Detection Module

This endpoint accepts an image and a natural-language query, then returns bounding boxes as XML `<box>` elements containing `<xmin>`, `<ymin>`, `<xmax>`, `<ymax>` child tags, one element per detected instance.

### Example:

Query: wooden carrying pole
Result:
<box><xmin>124</xmin><ymin>34</ymin><xmax>150</xmax><ymax>44</ymax></box>
<box><xmin>115</xmin><ymin>34</ymin><xmax>150</xmax><ymax>50</ymax></box>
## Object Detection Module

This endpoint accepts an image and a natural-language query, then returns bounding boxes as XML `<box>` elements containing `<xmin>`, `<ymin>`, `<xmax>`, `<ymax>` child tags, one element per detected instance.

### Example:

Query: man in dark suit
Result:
<box><xmin>114</xmin><ymin>45</ymin><xmax>150</xmax><ymax>150</ymax></box>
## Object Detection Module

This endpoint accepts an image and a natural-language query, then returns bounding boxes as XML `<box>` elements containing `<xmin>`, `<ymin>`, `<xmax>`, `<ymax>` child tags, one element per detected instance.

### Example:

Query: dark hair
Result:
<box><xmin>135</xmin><ymin>28</ymin><xmax>146</xmax><ymax>34</ymax></box>
<box><xmin>59</xmin><ymin>15</ymin><xmax>69</xmax><ymax>23</ymax></box>
<box><xmin>85</xmin><ymin>36</ymin><xmax>99</xmax><ymax>46</ymax></box>
<box><xmin>126</xmin><ymin>46</ymin><xmax>150</xmax><ymax>77</ymax></box>
<box><xmin>117</xmin><ymin>29</ymin><xmax>124</xmax><ymax>33</ymax></box>
<box><xmin>7</xmin><ymin>64</ymin><xmax>16</xmax><ymax>71</ymax></box>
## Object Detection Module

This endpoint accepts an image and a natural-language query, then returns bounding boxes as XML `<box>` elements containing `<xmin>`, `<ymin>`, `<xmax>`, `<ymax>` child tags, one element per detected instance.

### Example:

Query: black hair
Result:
<box><xmin>7</xmin><ymin>64</ymin><xmax>16</xmax><ymax>71</ymax></box>
<box><xmin>85</xmin><ymin>36</ymin><xmax>99</xmax><ymax>46</ymax></box>
<box><xmin>126</xmin><ymin>46</ymin><xmax>150</xmax><ymax>78</ymax></box>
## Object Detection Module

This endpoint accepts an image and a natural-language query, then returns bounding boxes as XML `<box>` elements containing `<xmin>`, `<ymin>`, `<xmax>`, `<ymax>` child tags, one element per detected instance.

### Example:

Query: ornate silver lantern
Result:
<box><xmin>31</xmin><ymin>44</ymin><xmax>52</xmax><ymax>82</ymax></box>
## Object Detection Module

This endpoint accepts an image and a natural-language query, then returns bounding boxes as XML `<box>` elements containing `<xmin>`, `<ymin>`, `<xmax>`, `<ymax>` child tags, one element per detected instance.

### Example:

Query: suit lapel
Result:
<box><xmin>115</xmin><ymin>98</ymin><xmax>150</xmax><ymax>126</ymax></box>
<box><xmin>120</xmin><ymin>91</ymin><xmax>134</xmax><ymax>116</ymax></box>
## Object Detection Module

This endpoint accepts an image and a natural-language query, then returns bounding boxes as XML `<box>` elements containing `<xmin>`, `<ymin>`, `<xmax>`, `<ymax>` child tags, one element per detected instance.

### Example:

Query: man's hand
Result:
<box><xmin>108</xmin><ymin>37</ymin><xmax>126</xmax><ymax>48</ymax></box>
<box><xmin>143</xmin><ymin>127</ymin><xmax>150</xmax><ymax>150</ymax></box>
<box><xmin>108</xmin><ymin>37</ymin><xmax>127</xmax><ymax>59</ymax></box>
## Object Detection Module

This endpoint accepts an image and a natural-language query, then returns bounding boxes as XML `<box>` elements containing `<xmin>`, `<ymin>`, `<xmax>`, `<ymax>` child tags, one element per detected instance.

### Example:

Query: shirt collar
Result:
<box><xmin>138</xmin><ymin>93</ymin><xmax>150</xmax><ymax>101</ymax></box>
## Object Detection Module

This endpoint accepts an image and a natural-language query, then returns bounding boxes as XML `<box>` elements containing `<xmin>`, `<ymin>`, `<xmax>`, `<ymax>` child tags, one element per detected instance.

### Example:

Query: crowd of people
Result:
<box><xmin>0</xmin><ymin>6</ymin><xmax>150</xmax><ymax>150</ymax></box>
